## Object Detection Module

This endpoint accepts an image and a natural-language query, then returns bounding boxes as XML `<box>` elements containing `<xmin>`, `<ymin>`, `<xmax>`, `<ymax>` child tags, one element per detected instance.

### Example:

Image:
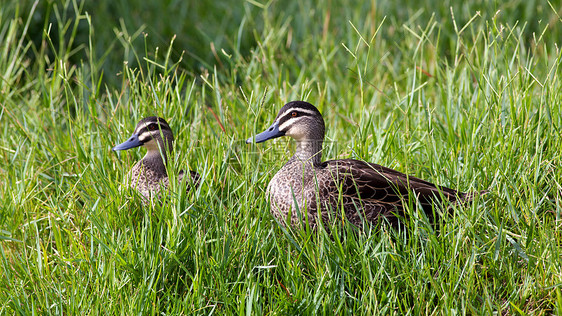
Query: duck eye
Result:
<box><xmin>291</xmin><ymin>112</ymin><xmax>298</xmax><ymax>117</ymax></box>
<box><xmin>148</xmin><ymin>124</ymin><xmax>157</xmax><ymax>131</ymax></box>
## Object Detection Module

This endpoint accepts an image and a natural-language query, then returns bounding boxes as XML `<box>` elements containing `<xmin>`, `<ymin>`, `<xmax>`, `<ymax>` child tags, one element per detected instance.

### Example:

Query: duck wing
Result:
<box><xmin>319</xmin><ymin>159</ymin><xmax>468</xmax><ymax>224</ymax></box>
<box><xmin>178</xmin><ymin>169</ymin><xmax>201</xmax><ymax>190</ymax></box>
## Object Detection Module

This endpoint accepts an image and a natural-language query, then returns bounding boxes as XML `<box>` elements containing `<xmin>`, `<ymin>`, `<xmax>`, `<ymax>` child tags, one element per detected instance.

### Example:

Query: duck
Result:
<box><xmin>246</xmin><ymin>101</ymin><xmax>482</xmax><ymax>229</ymax></box>
<box><xmin>112</xmin><ymin>116</ymin><xmax>200</xmax><ymax>200</ymax></box>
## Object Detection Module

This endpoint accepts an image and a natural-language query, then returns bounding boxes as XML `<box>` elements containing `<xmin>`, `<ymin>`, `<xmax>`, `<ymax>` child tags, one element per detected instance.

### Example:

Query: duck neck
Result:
<box><xmin>141</xmin><ymin>150</ymin><xmax>168</xmax><ymax>176</ymax></box>
<box><xmin>293</xmin><ymin>139</ymin><xmax>323</xmax><ymax>166</ymax></box>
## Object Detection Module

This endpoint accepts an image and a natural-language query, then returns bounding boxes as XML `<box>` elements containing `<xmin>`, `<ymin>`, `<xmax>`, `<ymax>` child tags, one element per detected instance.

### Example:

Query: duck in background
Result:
<box><xmin>113</xmin><ymin>116</ymin><xmax>200</xmax><ymax>200</ymax></box>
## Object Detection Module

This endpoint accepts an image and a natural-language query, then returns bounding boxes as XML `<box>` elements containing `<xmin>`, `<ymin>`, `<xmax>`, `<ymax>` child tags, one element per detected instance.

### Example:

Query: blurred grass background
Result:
<box><xmin>15</xmin><ymin>0</ymin><xmax>561</xmax><ymax>85</ymax></box>
<box><xmin>1</xmin><ymin>0</ymin><xmax>561</xmax><ymax>314</ymax></box>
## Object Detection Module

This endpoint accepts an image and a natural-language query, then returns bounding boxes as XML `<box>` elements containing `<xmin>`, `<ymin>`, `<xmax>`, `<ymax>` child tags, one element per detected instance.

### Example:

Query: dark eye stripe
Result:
<box><xmin>136</xmin><ymin>123</ymin><xmax>170</xmax><ymax>135</ymax></box>
<box><xmin>278</xmin><ymin>109</ymin><xmax>313</xmax><ymax>124</ymax></box>
<box><xmin>138</xmin><ymin>126</ymin><xmax>172</xmax><ymax>141</ymax></box>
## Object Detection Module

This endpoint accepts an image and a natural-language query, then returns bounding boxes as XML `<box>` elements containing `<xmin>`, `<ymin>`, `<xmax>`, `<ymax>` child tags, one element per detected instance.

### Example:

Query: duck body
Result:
<box><xmin>124</xmin><ymin>153</ymin><xmax>200</xmax><ymax>199</ymax></box>
<box><xmin>267</xmin><ymin>156</ymin><xmax>468</xmax><ymax>229</ymax></box>
<box><xmin>248</xmin><ymin>101</ymin><xmax>478</xmax><ymax>229</ymax></box>
<box><xmin>113</xmin><ymin>116</ymin><xmax>199</xmax><ymax>200</ymax></box>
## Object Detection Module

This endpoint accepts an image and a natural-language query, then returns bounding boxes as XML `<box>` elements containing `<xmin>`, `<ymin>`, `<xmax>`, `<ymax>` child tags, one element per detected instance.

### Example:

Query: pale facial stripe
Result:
<box><xmin>138</xmin><ymin>130</ymin><xmax>165</xmax><ymax>142</ymax></box>
<box><xmin>135</xmin><ymin>121</ymin><xmax>154</xmax><ymax>133</ymax></box>
<box><xmin>277</xmin><ymin>107</ymin><xmax>318</xmax><ymax>121</ymax></box>
<box><xmin>135</xmin><ymin>121</ymin><xmax>169</xmax><ymax>133</ymax></box>
<box><xmin>279</xmin><ymin>117</ymin><xmax>303</xmax><ymax>131</ymax></box>
<box><xmin>277</xmin><ymin>108</ymin><xmax>318</xmax><ymax>131</ymax></box>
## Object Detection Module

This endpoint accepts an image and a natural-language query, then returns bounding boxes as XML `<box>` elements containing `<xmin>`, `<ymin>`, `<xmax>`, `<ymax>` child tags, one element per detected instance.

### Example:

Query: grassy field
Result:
<box><xmin>1</xmin><ymin>0</ymin><xmax>561</xmax><ymax>314</ymax></box>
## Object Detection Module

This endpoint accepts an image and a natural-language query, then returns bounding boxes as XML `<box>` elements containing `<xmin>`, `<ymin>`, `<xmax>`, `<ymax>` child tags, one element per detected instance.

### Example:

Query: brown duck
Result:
<box><xmin>247</xmin><ymin>101</ymin><xmax>482</xmax><ymax>229</ymax></box>
<box><xmin>113</xmin><ymin>116</ymin><xmax>199</xmax><ymax>199</ymax></box>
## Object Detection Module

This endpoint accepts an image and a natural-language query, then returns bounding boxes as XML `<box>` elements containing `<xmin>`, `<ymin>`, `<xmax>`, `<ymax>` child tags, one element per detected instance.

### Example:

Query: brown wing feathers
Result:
<box><xmin>324</xmin><ymin>159</ymin><xmax>466</xmax><ymax>216</ymax></box>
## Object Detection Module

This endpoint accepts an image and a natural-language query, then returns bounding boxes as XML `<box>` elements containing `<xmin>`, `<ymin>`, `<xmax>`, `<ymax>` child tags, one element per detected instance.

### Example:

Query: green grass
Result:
<box><xmin>1</xmin><ymin>0</ymin><xmax>561</xmax><ymax>314</ymax></box>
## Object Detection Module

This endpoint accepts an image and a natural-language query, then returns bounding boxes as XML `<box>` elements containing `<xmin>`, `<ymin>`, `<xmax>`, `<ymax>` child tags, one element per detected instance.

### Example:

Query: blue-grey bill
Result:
<box><xmin>246</xmin><ymin>121</ymin><xmax>285</xmax><ymax>144</ymax></box>
<box><xmin>112</xmin><ymin>134</ymin><xmax>143</xmax><ymax>151</ymax></box>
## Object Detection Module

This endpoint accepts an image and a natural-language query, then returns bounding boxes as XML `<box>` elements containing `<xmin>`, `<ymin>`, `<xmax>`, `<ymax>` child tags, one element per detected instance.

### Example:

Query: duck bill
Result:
<box><xmin>246</xmin><ymin>121</ymin><xmax>285</xmax><ymax>144</ymax></box>
<box><xmin>112</xmin><ymin>134</ymin><xmax>143</xmax><ymax>151</ymax></box>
